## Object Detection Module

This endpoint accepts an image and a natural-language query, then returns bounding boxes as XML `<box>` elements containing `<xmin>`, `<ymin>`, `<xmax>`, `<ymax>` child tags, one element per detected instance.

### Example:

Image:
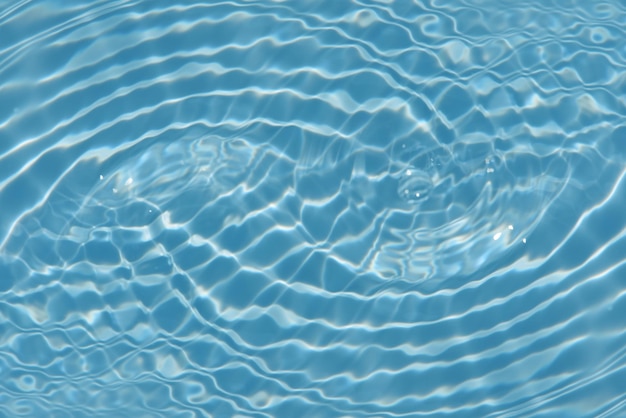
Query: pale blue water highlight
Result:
<box><xmin>1</xmin><ymin>1</ymin><xmax>626</xmax><ymax>417</ymax></box>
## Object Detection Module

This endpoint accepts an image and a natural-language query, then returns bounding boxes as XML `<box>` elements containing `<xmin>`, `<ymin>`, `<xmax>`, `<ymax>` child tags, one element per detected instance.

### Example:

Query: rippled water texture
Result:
<box><xmin>2</xmin><ymin>1</ymin><xmax>626</xmax><ymax>417</ymax></box>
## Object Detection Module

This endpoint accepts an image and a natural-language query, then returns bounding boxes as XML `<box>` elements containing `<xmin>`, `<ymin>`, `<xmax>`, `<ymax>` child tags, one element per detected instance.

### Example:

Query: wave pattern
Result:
<box><xmin>1</xmin><ymin>0</ymin><xmax>626</xmax><ymax>417</ymax></box>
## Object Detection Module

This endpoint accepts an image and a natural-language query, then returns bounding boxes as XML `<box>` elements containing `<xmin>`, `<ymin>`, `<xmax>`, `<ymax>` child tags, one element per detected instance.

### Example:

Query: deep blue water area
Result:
<box><xmin>1</xmin><ymin>1</ymin><xmax>626</xmax><ymax>417</ymax></box>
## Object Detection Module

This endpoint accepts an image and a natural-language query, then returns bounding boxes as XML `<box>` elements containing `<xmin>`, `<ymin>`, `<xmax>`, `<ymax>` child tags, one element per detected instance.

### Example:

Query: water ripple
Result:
<box><xmin>1</xmin><ymin>0</ymin><xmax>626</xmax><ymax>417</ymax></box>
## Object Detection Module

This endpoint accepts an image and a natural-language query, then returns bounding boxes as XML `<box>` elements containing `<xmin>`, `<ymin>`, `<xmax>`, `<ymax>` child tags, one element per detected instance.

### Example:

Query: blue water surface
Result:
<box><xmin>1</xmin><ymin>1</ymin><xmax>626</xmax><ymax>417</ymax></box>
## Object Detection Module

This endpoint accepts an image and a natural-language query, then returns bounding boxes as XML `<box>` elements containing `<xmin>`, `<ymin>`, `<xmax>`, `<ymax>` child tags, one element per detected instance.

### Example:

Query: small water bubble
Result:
<box><xmin>485</xmin><ymin>155</ymin><xmax>500</xmax><ymax>174</ymax></box>
<box><xmin>398</xmin><ymin>167</ymin><xmax>432</xmax><ymax>203</ymax></box>
<box><xmin>589</xmin><ymin>27</ymin><xmax>609</xmax><ymax>44</ymax></box>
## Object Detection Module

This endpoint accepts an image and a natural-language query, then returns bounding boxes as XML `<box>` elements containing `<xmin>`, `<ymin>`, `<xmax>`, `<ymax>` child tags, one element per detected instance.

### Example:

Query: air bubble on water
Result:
<box><xmin>485</xmin><ymin>155</ymin><xmax>500</xmax><ymax>174</ymax></box>
<box><xmin>398</xmin><ymin>167</ymin><xmax>432</xmax><ymax>203</ymax></box>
